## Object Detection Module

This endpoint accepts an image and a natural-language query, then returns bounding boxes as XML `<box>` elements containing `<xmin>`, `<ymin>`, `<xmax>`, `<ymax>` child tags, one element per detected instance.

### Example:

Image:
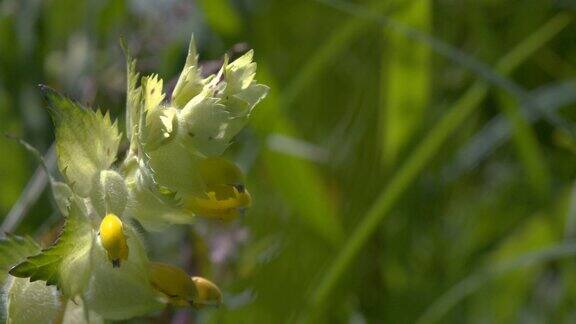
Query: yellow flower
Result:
<box><xmin>191</xmin><ymin>276</ymin><xmax>223</xmax><ymax>308</ymax></box>
<box><xmin>148</xmin><ymin>262</ymin><xmax>223</xmax><ymax>308</ymax></box>
<box><xmin>185</xmin><ymin>157</ymin><xmax>251</xmax><ymax>221</ymax></box>
<box><xmin>149</xmin><ymin>262</ymin><xmax>197</xmax><ymax>307</ymax></box>
<box><xmin>185</xmin><ymin>185</ymin><xmax>251</xmax><ymax>221</ymax></box>
<box><xmin>98</xmin><ymin>213</ymin><xmax>129</xmax><ymax>267</ymax></box>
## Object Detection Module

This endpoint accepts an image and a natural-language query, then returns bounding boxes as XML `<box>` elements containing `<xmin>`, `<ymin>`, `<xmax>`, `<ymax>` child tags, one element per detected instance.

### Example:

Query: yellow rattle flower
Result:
<box><xmin>149</xmin><ymin>262</ymin><xmax>223</xmax><ymax>308</ymax></box>
<box><xmin>185</xmin><ymin>157</ymin><xmax>251</xmax><ymax>221</ymax></box>
<box><xmin>98</xmin><ymin>213</ymin><xmax>129</xmax><ymax>268</ymax></box>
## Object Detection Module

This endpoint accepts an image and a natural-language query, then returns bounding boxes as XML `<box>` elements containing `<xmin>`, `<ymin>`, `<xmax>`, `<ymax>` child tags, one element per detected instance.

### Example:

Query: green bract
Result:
<box><xmin>10</xmin><ymin>201</ymin><xmax>93</xmax><ymax>297</ymax></box>
<box><xmin>2</xmin><ymin>35</ymin><xmax>268</xmax><ymax>321</ymax></box>
<box><xmin>44</xmin><ymin>86</ymin><xmax>122</xmax><ymax>197</ymax></box>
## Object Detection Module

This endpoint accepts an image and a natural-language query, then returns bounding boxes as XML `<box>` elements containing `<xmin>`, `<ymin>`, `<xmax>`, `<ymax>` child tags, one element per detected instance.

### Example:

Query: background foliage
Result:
<box><xmin>2</xmin><ymin>0</ymin><xmax>576</xmax><ymax>322</ymax></box>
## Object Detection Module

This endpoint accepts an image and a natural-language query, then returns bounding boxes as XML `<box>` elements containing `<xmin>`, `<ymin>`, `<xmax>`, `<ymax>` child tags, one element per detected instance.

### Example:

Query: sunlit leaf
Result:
<box><xmin>9</xmin><ymin>202</ymin><xmax>94</xmax><ymax>297</ymax></box>
<box><xmin>42</xmin><ymin>86</ymin><xmax>121</xmax><ymax>197</ymax></box>
<box><xmin>0</xmin><ymin>234</ymin><xmax>40</xmax><ymax>285</ymax></box>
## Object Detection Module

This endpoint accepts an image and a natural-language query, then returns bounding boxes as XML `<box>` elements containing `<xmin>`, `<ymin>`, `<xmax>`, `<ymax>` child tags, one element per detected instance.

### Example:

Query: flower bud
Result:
<box><xmin>98</xmin><ymin>213</ymin><xmax>129</xmax><ymax>267</ymax></box>
<box><xmin>191</xmin><ymin>276</ymin><xmax>223</xmax><ymax>308</ymax></box>
<box><xmin>148</xmin><ymin>262</ymin><xmax>197</xmax><ymax>306</ymax></box>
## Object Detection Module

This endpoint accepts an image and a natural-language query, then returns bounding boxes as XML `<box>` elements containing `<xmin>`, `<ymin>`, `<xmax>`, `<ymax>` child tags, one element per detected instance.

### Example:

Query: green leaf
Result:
<box><xmin>9</xmin><ymin>202</ymin><xmax>94</xmax><ymax>297</ymax></box>
<box><xmin>42</xmin><ymin>85</ymin><xmax>121</xmax><ymax>197</ymax></box>
<box><xmin>0</xmin><ymin>234</ymin><xmax>40</xmax><ymax>285</ymax></box>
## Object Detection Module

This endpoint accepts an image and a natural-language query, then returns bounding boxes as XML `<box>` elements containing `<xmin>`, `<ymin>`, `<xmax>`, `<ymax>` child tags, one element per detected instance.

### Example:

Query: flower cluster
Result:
<box><xmin>0</xmin><ymin>36</ymin><xmax>268</xmax><ymax>322</ymax></box>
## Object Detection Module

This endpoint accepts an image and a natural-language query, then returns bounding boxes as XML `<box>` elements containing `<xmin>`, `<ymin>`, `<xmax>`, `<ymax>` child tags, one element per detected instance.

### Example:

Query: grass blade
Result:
<box><xmin>446</xmin><ymin>79</ymin><xmax>576</xmax><ymax>180</ymax></box>
<box><xmin>415</xmin><ymin>242</ymin><xmax>576</xmax><ymax>324</ymax></box>
<box><xmin>301</xmin><ymin>6</ymin><xmax>571</xmax><ymax>320</ymax></box>
<box><xmin>495</xmin><ymin>90</ymin><xmax>550</xmax><ymax>196</ymax></box>
<box><xmin>315</xmin><ymin>0</ymin><xmax>575</xmax><ymax>136</ymax></box>
<box><xmin>380</xmin><ymin>0</ymin><xmax>431</xmax><ymax>167</ymax></box>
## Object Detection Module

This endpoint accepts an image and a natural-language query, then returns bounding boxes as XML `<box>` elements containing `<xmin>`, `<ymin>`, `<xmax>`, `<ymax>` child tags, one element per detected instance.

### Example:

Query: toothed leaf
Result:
<box><xmin>9</xmin><ymin>202</ymin><xmax>93</xmax><ymax>297</ymax></box>
<box><xmin>42</xmin><ymin>86</ymin><xmax>121</xmax><ymax>197</ymax></box>
<box><xmin>0</xmin><ymin>235</ymin><xmax>40</xmax><ymax>285</ymax></box>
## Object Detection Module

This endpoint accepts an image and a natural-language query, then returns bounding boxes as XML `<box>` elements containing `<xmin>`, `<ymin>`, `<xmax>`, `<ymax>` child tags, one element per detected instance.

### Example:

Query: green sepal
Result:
<box><xmin>222</xmin><ymin>50</ymin><xmax>257</xmax><ymax>95</ymax></box>
<box><xmin>221</xmin><ymin>50</ymin><xmax>269</xmax><ymax>110</ymax></box>
<box><xmin>217</xmin><ymin>50</ymin><xmax>269</xmax><ymax>141</ymax></box>
<box><xmin>41</xmin><ymin>85</ymin><xmax>121</xmax><ymax>197</ymax></box>
<box><xmin>146</xmin><ymin>141</ymin><xmax>206</xmax><ymax>194</ymax></box>
<box><xmin>125</xmin><ymin>165</ymin><xmax>195</xmax><ymax>231</ymax></box>
<box><xmin>61</xmin><ymin>298</ymin><xmax>104</xmax><ymax>324</ymax></box>
<box><xmin>83</xmin><ymin>225</ymin><xmax>163</xmax><ymax>319</ymax></box>
<box><xmin>9</xmin><ymin>201</ymin><xmax>94</xmax><ymax>298</ymax></box>
<box><xmin>178</xmin><ymin>90</ymin><xmax>231</xmax><ymax>156</ymax></box>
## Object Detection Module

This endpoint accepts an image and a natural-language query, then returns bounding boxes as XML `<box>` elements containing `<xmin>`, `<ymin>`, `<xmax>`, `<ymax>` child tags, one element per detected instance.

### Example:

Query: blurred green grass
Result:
<box><xmin>2</xmin><ymin>0</ymin><xmax>576</xmax><ymax>323</ymax></box>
